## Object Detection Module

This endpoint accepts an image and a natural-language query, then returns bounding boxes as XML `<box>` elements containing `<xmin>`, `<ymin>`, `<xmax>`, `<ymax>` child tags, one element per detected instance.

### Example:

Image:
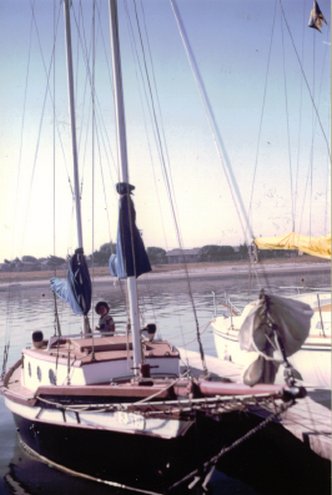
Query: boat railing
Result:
<box><xmin>278</xmin><ymin>285</ymin><xmax>331</xmax><ymax>293</ymax></box>
<box><xmin>279</xmin><ymin>287</ymin><xmax>330</xmax><ymax>337</ymax></box>
<box><xmin>211</xmin><ymin>291</ymin><xmax>331</xmax><ymax>341</ymax></box>
<box><xmin>211</xmin><ymin>291</ymin><xmax>241</xmax><ymax>322</ymax></box>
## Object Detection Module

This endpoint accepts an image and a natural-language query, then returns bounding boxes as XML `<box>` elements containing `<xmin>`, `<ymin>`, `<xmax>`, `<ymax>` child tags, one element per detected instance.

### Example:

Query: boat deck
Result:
<box><xmin>179</xmin><ymin>348</ymin><xmax>331</xmax><ymax>461</ymax></box>
<box><xmin>25</xmin><ymin>335</ymin><xmax>180</xmax><ymax>365</ymax></box>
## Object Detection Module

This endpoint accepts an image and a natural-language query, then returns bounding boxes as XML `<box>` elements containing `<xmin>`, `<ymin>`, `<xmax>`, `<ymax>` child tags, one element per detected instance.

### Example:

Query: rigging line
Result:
<box><xmin>30</xmin><ymin>0</ymin><xmax>74</xmax><ymax>196</ymax></box>
<box><xmin>68</xmin><ymin>1</ymin><xmax>115</xmax><ymax>255</ymax></box>
<box><xmin>70</xmin><ymin>0</ymin><xmax>116</xmax><ymax>223</ymax></box>
<box><xmin>78</xmin><ymin>6</ymin><xmax>112</xmax><ymax>216</ymax></box>
<box><xmin>170</xmin><ymin>0</ymin><xmax>271</xmax><ymax>290</ymax></box>
<box><xmin>123</xmin><ymin>2</ymin><xmax>180</xmax><ymax>330</ymax></box>
<box><xmin>279</xmin><ymin>0</ymin><xmax>331</xmax><ymax>162</ymax></box>
<box><xmin>70</xmin><ymin>1</ymin><xmax>92</xmax><ymax>198</ymax></box>
<box><xmin>91</xmin><ymin>0</ymin><xmax>97</xmax><ymax>292</ymax></box>
<box><xmin>280</xmin><ymin>12</ymin><xmax>295</xmax><ymax>231</ymax></box>
<box><xmin>130</xmin><ymin>0</ymin><xmax>180</xmax><ymax>239</ymax></box>
<box><xmin>122</xmin><ymin>1</ymin><xmax>170</xmax><ymax>261</ymax></box>
<box><xmin>21</xmin><ymin>1</ymin><xmax>76</xmax><ymax>258</ymax></box>
<box><xmin>170</xmin><ymin>0</ymin><xmax>254</xmax><ymax>247</ymax></box>
<box><xmin>138</xmin><ymin>0</ymin><xmax>177</xmax><ymax>206</ymax></box>
<box><xmin>294</xmin><ymin>2</ymin><xmax>306</xmax><ymax>226</ymax></box>
<box><xmin>138</xmin><ymin>0</ymin><xmax>183</xmax><ymax>253</ymax></box>
<box><xmin>92</xmin><ymin>0</ymin><xmax>96</xmax><ymax>251</ymax></box>
<box><xmin>52</xmin><ymin>0</ymin><xmax>56</xmax><ymax>259</ymax></box>
<box><xmin>248</xmin><ymin>0</ymin><xmax>278</xmax><ymax>227</ymax></box>
<box><xmin>88</xmin><ymin>19</ymin><xmax>118</xmax><ymax>268</ymax></box>
<box><xmin>308</xmin><ymin>34</ymin><xmax>316</xmax><ymax>235</ymax></box>
<box><xmin>1</xmin><ymin>284</ymin><xmax>20</xmax><ymax>376</ymax></box>
<box><xmin>298</xmin><ymin>34</ymin><xmax>319</xmax><ymax>237</ymax></box>
<box><xmin>94</xmin><ymin>11</ymin><xmax>119</xmax><ymax>179</ymax></box>
<box><xmin>95</xmin><ymin>131</ymin><xmax>115</xmax><ymax>247</ymax></box>
<box><xmin>52</xmin><ymin>0</ymin><xmax>61</xmax><ymax>337</ymax></box>
<box><xmin>21</xmin><ymin>1</ymin><xmax>63</xmax><ymax>251</ymax></box>
<box><xmin>131</xmin><ymin>0</ymin><xmax>208</xmax><ymax>375</ymax></box>
<box><xmin>74</xmin><ymin>0</ymin><xmax>119</xmax><ymax>189</ymax></box>
<box><xmin>313</xmin><ymin>32</ymin><xmax>330</xmax><ymax>235</ymax></box>
<box><xmin>129</xmin><ymin>0</ymin><xmax>179</xmax><ymax>224</ymax></box>
<box><xmin>11</xmin><ymin>4</ymin><xmax>34</xmax><ymax>259</ymax></box>
<box><xmin>171</xmin><ymin>399</ymin><xmax>295</xmax><ymax>492</ymax></box>
<box><xmin>297</xmin><ymin>158</ymin><xmax>313</xmax><ymax>235</ymax></box>
<box><xmin>83</xmin><ymin>1</ymin><xmax>120</xmax><ymax>188</ymax></box>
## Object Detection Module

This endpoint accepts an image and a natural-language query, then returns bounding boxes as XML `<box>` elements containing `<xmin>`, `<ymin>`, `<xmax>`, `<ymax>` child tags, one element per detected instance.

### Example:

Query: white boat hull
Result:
<box><xmin>212</xmin><ymin>292</ymin><xmax>331</xmax><ymax>389</ymax></box>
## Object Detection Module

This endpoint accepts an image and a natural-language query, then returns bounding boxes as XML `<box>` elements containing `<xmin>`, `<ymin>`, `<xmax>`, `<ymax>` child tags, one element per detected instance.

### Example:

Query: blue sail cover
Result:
<box><xmin>50</xmin><ymin>248</ymin><xmax>92</xmax><ymax>315</ymax></box>
<box><xmin>109</xmin><ymin>182</ymin><xmax>151</xmax><ymax>279</ymax></box>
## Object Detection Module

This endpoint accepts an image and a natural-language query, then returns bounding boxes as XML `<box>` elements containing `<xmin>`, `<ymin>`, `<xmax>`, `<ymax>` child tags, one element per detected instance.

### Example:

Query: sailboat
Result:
<box><xmin>212</xmin><ymin>289</ymin><xmax>331</xmax><ymax>388</ymax></box>
<box><xmin>0</xmin><ymin>1</ymin><xmax>320</xmax><ymax>494</ymax></box>
<box><xmin>211</xmin><ymin>0</ymin><xmax>331</xmax><ymax>390</ymax></box>
<box><xmin>213</xmin><ymin>240</ymin><xmax>331</xmax><ymax>390</ymax></box>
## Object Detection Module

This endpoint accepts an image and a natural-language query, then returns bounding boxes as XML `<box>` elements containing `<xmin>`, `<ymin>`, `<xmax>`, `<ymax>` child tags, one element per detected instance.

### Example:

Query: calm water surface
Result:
<box><xmin>0</xmin><ymin>268</ymin><xmax>329</xmax><ymax>494</ymax></box>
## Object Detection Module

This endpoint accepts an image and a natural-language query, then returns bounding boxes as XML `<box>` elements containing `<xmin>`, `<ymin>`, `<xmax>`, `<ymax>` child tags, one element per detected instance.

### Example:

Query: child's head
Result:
<box><xmin>95</xmin><ymin>301</ymin><xmax>109</xmax><ymax>315</ymax></box>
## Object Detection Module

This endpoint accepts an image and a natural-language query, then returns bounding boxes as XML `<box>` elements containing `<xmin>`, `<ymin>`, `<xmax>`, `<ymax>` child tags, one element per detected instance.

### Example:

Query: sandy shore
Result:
<box><xmin>0</xmin><ymin>258</ymin><xmax>330</xmax><ymax>288</ymax></box>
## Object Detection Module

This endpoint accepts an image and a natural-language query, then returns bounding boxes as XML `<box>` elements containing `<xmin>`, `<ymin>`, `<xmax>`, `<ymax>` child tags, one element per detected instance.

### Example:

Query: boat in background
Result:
<box><xmin>210</xmin><ymin>0</ymin><xmax>331</xmax><ymax>392</ymax></box>
<box><xmin>212</xmin><ymin>289</ymin><xmax>331</xmax><ymax>389</ymax></box>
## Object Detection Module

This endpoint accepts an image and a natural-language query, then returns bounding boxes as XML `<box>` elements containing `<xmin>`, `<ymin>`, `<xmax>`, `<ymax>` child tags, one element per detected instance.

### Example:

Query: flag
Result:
<box><xmin>50</xmin><ymin>248</ymin><xmax>92</xmax><ymax>315</ymax></box>
<box><xmin>308</xmin><ymin>0</ymin><xmax>327</xmax><ymax>32</ymax></box>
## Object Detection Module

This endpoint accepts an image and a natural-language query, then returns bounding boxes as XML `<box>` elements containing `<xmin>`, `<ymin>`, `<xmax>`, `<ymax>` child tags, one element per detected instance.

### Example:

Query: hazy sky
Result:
<box><xmin>0</xmin><ymin>0</ymin><xmax>330</xmax><ymax>262</ymax></box>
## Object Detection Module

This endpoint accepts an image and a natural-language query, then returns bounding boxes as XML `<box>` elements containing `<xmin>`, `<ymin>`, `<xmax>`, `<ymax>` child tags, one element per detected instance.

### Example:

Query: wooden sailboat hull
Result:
<box><xmin>1</xmin><ymin>353</ymin><xmax>224</xmax><ymax>492</ymax></box>
<box><xmin>7</xmin><ymin>399</ymin><xmax>227</xmax><ymax>492</ymax></box>
<box><xmin>2</xmin><ymin>353</ymin><xmax>283</xmax><ymax>493</ymax></box>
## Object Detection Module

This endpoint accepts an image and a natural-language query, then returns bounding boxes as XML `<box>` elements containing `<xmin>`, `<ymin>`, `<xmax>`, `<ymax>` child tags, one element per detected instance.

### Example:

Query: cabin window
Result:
<box><xmin>48</xmin><ymin>369</ymin><xmax>56</xmax><ymax>385</ymax></box>
<box><xmin>37</xmin><ymin>366</ymin><xmax>42</xmax><ymax>382</ymax></box>
<box><xmin>28</xmin><ymin>362</ymin><xmax>32</xmax><ymax>377</ymax></box>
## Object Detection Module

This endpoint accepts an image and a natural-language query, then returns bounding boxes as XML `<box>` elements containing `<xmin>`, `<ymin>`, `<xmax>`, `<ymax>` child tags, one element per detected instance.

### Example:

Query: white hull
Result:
<box><xmin>212</xmin><ymin>292</ymin><xmax>331</xmax><ymax>388</ymax></box>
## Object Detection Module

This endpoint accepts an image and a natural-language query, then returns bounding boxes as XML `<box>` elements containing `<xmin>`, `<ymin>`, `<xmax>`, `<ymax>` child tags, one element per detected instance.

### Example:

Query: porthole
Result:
<box><xmin>48</xmin><ymin>369</ymin><xmax>57</xmax><ymax>385</ymax></box>
<box><xmin>36</xmin><ymin>366</ymin><xmax>42</xmax><ymax>382</ymax></box>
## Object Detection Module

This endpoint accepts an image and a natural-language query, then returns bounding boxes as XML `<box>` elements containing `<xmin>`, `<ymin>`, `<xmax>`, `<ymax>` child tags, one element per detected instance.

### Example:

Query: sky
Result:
<box><xmin>0</xmin><ymin>0</ymin><xmax>330</xmax><ymax>262</ymax></box>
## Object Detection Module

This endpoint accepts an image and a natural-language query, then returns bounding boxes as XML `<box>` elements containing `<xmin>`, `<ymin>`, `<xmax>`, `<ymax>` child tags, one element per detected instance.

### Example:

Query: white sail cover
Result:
<box><xmin>239</xmin><ymin>294</ymin><xmax>313</xmax><ymax>358</ymax></box>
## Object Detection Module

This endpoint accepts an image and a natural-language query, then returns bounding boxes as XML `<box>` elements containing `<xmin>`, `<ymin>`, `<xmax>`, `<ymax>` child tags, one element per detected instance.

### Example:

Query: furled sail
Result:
<box><xmin>254</xmin><ymin>232</ymin><xmax>331</xmax><ymax>260</ymax></box>
<box><xmin>239</xmin><ymin>292</ymin><xmax>313</xmax><ymax>385</ymax></box>
<box><xmin>240</xmin><ymin>293</ymin><xmax>313</xmax><ymax>357</ymax></box>
<box><xmin>50</xmin><ymin>248</ymin><xmax>92</xmax><ymax>315</ymax></box>
<box><xmin>109</xmin><ymin>182</ymin><xmax>152</xmax><ymax>279</ymax></box>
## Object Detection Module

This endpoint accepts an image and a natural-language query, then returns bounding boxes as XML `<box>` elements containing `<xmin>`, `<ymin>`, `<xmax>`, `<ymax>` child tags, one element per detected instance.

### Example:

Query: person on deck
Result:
<box><xmin>95</xmin><ymin>301</ymin><xmax>115</xmax><ymax>335</ymax></box>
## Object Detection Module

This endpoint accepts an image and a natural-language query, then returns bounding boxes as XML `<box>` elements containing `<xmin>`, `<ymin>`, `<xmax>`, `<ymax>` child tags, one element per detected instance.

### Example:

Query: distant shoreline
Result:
<box><xmin>0</xmin><ymin>258</ymin><xmax>330</xmax><ymax>288</ymax></box>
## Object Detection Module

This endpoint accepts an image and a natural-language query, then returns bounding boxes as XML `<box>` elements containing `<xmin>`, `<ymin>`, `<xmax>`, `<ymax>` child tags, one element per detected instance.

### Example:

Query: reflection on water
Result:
<box><xmin>0</xmin><ymin>269</ymin><xmax>329</xmax><ymax>494</ymax></box>
<box><xmin>1</xmin><ymin>443</ymin><xmax>259</xmax><ymax>495</ymax></box>
<box><xmin>2</xmin><ymin>444</ymin><xmax>119</xmax><ymax>495</ymax></box>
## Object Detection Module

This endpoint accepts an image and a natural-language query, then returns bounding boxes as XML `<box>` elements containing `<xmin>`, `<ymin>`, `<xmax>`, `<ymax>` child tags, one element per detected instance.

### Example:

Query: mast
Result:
<box><xmin>63</xmin><ymin>0</ymin><xmax>91</xmax><ymax>335</ymax></box>
<box><xmin>108</xmin><ymin>0</ymin><xmax>143</xmax><ymax>372</ymax></box>
<box><xmin>63</xmin><ymin>0</ymin><xmax>83</xmax><ymax>249</ymax></box>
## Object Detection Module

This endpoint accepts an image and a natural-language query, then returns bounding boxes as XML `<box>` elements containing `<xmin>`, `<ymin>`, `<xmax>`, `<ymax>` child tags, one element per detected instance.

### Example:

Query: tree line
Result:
<box><xmin>1</xmin><ymin>242</ymin><xmax>298</xmax><ymax>271</ymax></box>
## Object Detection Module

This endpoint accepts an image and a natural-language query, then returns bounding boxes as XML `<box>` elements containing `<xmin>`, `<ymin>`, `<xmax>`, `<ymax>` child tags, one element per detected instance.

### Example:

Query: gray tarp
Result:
<box><xmin>240</xmin><ymin>293</ymin><xmax>313</xmax><ymax>358</ymax></box>
<box><xmin>239</xmin><ymin>293</ymin><xmax>313</xmax><ymax>385</ymax></box>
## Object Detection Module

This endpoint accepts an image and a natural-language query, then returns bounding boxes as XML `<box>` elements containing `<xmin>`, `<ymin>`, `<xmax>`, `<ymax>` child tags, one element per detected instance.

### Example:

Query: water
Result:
<box><xmin>0</xmin><ymin>267</ymin><xmax>330</xmax><ymax>494</ymax></box>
